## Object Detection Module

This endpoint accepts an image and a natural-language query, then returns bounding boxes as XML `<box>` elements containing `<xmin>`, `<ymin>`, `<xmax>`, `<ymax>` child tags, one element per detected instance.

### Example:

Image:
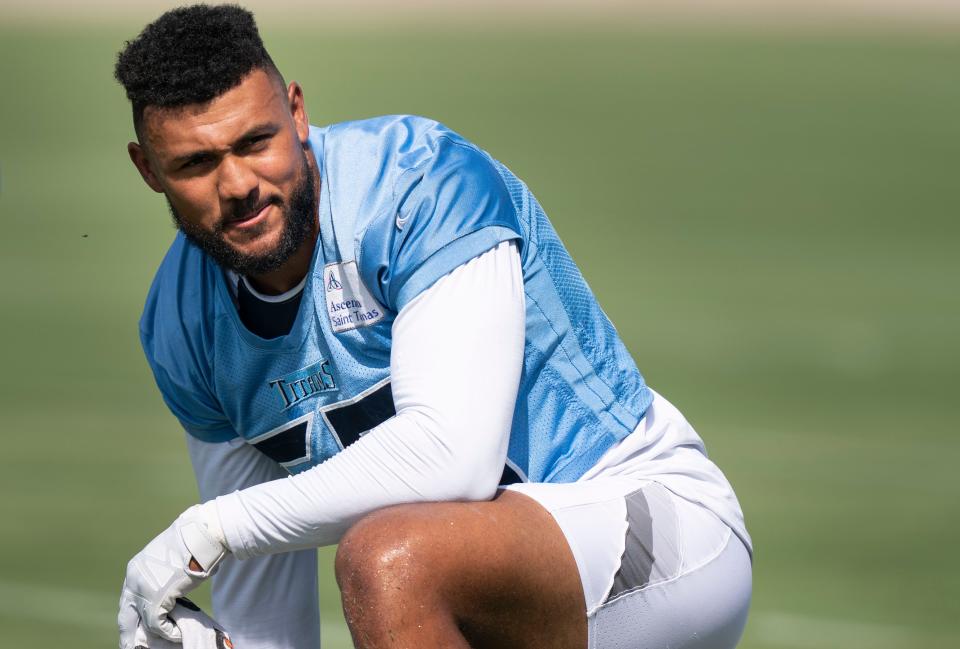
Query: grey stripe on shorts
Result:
<box><xmin>607</xmin><ymin>485</ymin><xmax>681</xmax><ymax>601</ymax></box>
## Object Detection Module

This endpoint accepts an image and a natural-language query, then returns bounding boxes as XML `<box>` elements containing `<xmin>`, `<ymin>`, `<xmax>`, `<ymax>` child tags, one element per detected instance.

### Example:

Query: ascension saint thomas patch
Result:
<box><xmin>323</xmin><ymin>261</ymin><xmax>385</xmax><ymax>333</ymax></box>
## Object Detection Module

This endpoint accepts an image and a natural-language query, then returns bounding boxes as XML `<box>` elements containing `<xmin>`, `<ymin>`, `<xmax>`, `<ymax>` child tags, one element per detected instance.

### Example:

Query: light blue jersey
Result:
<box><xmin>141</xmin><ymin>115</ymin><xmax>653</xmax><ymax>485</ymax></box>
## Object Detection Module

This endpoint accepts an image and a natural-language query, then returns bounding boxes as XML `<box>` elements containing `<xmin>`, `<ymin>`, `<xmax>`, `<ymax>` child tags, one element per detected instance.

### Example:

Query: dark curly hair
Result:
<box><xmin>115</xmin><ymin>4</ymin><xmax>283</xmax><ymax>136</ymax></box>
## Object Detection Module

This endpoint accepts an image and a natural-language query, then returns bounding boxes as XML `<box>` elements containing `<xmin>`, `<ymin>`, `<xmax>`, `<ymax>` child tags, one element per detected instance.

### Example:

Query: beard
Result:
<box><xmin>167</xmin><ymin>150</ymin><xmax>317</xmax><ymax>276</ymax></box>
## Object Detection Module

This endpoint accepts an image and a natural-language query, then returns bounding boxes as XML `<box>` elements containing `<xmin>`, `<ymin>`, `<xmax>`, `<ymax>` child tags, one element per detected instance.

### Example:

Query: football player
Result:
<box><xmin>115</xmin><ymin>5</ymin><xmax>752</xmax><ymax>649</ymax></box>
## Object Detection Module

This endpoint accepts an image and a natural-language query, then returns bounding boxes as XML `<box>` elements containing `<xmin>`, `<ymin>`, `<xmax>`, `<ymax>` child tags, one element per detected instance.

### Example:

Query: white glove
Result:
<box><xmin>119</xmin><ymin>505</ymin><xmax>228</xmax><ymax>648</ymax></box>
<box><xmin>133</xmin><ymin>599</ymin><xmax>234</xmax><ymax>649</ymax></box>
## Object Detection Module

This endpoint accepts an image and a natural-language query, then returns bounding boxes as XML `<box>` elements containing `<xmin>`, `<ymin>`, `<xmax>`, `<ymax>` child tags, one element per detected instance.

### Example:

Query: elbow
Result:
<box><xmin>401</xmin><ymin>407</ymin><xmax>506</xmax><ymax>503</ymax></box>
<box><xmin>436</xmin><ymin>425</ymin><xmax>505</xmax><ymax>503</ymax></box>
<box><xmin>451</xmin><ymin>462</ymin><xmax>501</xmax><ymax>502</ymax></box>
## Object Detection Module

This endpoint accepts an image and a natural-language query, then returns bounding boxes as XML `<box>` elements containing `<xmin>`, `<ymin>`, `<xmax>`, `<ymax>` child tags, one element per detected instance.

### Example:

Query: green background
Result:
<box><xmin>1</xmin><ymin>7</ymin><xmax>957</xmax><ymax>649</ymax></box>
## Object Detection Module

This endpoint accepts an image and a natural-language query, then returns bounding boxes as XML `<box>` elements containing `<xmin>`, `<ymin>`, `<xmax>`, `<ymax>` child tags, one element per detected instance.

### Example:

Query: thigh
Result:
<box><xmin>335</xmin><ymin>489</ymin><xmax>588</xmax><ymax>649</ymax></box>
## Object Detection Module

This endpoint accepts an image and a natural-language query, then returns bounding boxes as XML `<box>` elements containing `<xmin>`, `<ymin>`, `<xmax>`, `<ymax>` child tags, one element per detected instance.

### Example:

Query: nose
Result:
<box><xmin>217</xmin><ymin>154</ymin><xmax>258</xmax><ymax>202</ymax></box>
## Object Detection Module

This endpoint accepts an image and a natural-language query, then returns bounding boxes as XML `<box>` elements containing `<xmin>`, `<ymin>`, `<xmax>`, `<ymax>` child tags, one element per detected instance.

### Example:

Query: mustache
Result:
<box><xmin>219</xmin><ymin>195</ymin><xmax>283</xmax><ymax>228</ymax></box>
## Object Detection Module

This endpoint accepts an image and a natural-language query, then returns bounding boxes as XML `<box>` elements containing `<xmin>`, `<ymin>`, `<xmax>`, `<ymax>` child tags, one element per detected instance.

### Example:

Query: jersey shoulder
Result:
<box><xmin>140</xmin><ymin>233</ymin><xmax>233</xmax><ymax>440</ymax></box>
<box><xmin>317</xmin><ymin>116</ymin><xmax>522</xmax><ymax>310</ymax></box>
<box><xmin>316</xmin><ymin>114</ymin><xmax>472</xmax><ymax>238</ymax></box>
<box><xmin>140</xmin><ymin>232</ymin><xmax>218</xmax><ymax>350</ymax></box>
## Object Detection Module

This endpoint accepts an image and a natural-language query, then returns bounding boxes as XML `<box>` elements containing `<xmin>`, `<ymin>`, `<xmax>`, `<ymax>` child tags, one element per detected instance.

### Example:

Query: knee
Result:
<box><xmin>335</xmin><ymin>507</ymin><xmax>444</xmax><ymax>614</ymax></box>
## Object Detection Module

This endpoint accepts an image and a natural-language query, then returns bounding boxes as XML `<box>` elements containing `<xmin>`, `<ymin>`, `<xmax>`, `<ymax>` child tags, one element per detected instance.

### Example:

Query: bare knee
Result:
<box><xmin>333</xmin><ymin>496</ymin><xmax>586</xmax><ymax>649</ymax></box>
<box><xmin>335</xmin><ymin>506</ymin><xmax>451</xmax><ymax>626</ymax></box>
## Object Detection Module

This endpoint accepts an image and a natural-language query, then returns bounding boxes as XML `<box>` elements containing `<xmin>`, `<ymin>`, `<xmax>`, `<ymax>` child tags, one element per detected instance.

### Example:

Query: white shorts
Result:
<box><xmin>506</xmin><ymin>396</ymin><xmax>752</xmax><ymax>649</ymax></box>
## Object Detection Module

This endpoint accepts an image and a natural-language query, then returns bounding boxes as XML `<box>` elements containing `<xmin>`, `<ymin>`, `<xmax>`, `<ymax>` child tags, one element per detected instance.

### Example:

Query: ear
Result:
<box><xmin>128</xmin><ymin>142</ymin><xmax>164</xmax><ymax>193</ymax></box>
<box><xmin>287</xmin><ymin>81</ymin><xmax>310</xmax><ymax>145</ymax></box>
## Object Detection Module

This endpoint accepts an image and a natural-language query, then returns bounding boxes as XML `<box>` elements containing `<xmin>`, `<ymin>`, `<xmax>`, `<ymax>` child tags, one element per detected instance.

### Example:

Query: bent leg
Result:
<box><xmin>335</xmin><ymin>490</ymin><xmax>587</xmax><ymax>649</ymax></box>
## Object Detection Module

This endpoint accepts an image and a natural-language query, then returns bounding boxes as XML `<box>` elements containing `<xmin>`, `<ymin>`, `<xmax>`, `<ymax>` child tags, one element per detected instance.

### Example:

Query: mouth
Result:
<box><xmin>224</xmin><ymin>202</ymin><xmax>274</xmax><ymax>231</ymax></box>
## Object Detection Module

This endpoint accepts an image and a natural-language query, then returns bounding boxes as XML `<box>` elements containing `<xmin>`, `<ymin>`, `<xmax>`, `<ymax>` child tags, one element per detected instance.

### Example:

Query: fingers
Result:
<box><xmin>141</xmin><ymin>605</ymin><xmax>183</xmax><ymax>643</ymax></box>
<box><xmin>133</xmin><ymin>621</ymin><xmax>181</xmax><ymax>649</ymax></box>
<box><xmin>119</xmin><ymin>595</ymin><xmax>182</xmax><ymax>648</ymax></box>
<box><xmin>135</xmin><ymin>601</ymin><xmax>235</xmax><ymax>649</ymax></box>
<box><xmin>138</xmin><ymin>591</ymin><xmax>183</xmax><ymax>643</ymax></box>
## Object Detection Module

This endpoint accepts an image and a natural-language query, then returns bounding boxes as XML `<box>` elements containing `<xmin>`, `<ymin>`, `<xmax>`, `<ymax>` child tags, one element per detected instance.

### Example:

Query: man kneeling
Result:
<box><xmin>114</xmin><ymin>5</ymin><xmax>752</xmax><ymax>649</ymax></box>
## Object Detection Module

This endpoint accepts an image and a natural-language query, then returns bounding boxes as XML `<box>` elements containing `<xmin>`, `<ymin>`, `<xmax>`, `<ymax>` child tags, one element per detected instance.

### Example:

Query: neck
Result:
<box><xmin>245</xmin><ymin>154</ymin><xmax>321</xmax><ymax>296</ymax></box>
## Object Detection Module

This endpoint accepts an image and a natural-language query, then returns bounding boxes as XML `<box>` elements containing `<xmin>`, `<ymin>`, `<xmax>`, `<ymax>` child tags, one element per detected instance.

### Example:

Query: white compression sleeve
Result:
<box><xmin>215</xmin><ymin>240</ymin><xmax>525</xmax><ymax>559</ymax></box>
<box><xmin>187</xmin><ymin>436</ymin><xmax>321</xmax><ymax>649</ymax></box>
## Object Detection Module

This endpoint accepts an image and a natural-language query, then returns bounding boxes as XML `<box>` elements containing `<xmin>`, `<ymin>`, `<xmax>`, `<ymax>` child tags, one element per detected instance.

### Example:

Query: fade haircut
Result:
<box><xmin>114</xmin><ymin>4</ymin><xmax>283</xmax><ymax>136</ymax></box>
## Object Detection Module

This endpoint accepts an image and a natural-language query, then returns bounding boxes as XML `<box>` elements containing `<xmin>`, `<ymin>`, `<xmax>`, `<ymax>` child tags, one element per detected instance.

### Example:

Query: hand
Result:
<box><xmin>133</xmin><ymin>599</ymin><xmax>234</xmax><ymax>649</ymax></box>
<box><xmin>119</xmin><ymin>505</ymin><xmax>228</xmax><ymax>648</ymax></box>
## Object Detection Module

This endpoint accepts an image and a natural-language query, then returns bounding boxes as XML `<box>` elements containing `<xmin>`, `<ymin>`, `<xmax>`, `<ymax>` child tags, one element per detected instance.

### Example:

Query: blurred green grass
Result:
<box><xmin>1</xmin><ymin>18</ymin><xmax>957</xmax><ymax>649</ymax></box>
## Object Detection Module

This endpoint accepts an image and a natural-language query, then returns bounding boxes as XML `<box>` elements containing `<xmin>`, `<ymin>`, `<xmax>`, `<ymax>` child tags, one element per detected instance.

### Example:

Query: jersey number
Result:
<box><xmin>252</xmin><ymin>383</ymin><xmax>397</xmax><ymax>467</ymax></box>
<box><xmin>253</xmin><ymin>381</ymin><xmax>525</xmax><ymax>485</ymax></box>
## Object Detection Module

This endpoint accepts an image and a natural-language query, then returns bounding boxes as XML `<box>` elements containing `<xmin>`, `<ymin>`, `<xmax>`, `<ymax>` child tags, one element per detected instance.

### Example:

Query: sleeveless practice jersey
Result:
<box><xmin>140</xmin><ymin>115</ymin><xmax>654</xmax><ymax>486</ymax></box>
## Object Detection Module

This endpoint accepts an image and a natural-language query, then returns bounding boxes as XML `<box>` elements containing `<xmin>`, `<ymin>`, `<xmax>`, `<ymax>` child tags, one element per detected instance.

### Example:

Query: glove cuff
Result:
<box><xmin>179</xmin><ymin>506</ymin><xmax>227</xmax><ymax>576</ymax></box>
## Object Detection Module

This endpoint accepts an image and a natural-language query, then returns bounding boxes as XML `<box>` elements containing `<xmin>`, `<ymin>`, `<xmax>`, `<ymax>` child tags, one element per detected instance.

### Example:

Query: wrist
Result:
<box><xmin>178</xmin><ymin>504</ymin><xmax>229</xmax><ymax>575</ymax></box>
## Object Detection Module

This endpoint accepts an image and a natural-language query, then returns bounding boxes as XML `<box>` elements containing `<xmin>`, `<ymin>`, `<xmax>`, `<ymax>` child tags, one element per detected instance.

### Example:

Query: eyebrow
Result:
<box><xmin>169</xmin><ymin>122</ymin><xmax>281</xmax><ymax>168</ymax></box>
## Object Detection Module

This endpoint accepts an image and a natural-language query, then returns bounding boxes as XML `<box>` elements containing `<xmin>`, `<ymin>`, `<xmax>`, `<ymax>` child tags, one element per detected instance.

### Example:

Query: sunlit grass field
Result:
<box><xmin>0</xmin><ymin>15</ymin><xmax>957</xmax><ymax>649</ymax></box>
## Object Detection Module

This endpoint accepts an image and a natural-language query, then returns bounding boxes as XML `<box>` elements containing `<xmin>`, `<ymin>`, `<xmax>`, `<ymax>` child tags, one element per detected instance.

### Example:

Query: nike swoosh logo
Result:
<box><xmin>396</xmin><ymin>213</ymin><xmax>409</xmax><ymax>230</ymax></box>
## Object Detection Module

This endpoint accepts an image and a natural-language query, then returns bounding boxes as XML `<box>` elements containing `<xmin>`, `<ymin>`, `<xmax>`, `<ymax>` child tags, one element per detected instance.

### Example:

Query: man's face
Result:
<box><xmin>129</xmin><ymin>69</ymin><xmax>316</xmax><ymax>276</ymax></box>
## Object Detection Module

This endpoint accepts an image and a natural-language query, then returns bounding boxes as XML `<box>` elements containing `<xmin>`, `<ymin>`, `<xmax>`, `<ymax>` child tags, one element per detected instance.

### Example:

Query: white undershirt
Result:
<box><xmin>202</xmin><ymin>241</ymin><xmax>525</xmax><ymax>559</ymax></box>
<box><xmin>224</xmin><ymin>269</ymin><xmax>309</xmax><ymax>302</ymax></box>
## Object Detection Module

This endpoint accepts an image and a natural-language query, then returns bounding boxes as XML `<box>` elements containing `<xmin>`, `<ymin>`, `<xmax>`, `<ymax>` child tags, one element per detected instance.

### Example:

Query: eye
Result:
<box><xmin>241</xmin><ymin>133</ymin><xmax>273</xmax><ymax>153</ymax></box>
<box><xmin>179</xmin><ymin>154</ymin><xmax>213</xmax><ymax>171</ymax></box>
